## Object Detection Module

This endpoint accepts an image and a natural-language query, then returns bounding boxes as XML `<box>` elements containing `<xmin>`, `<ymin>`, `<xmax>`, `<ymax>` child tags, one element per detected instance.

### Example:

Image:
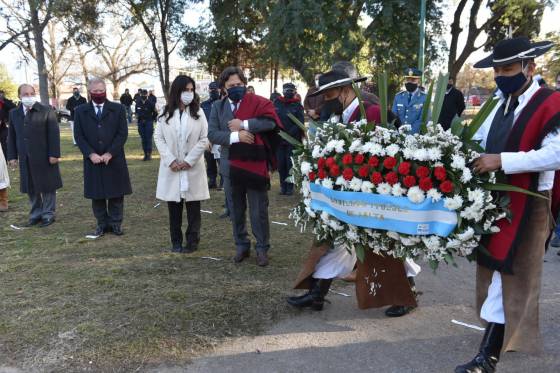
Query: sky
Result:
<box><xmin>1</xmin><ymin>1</ymin><xmax>559</xmax><ymax>89</ymax></box>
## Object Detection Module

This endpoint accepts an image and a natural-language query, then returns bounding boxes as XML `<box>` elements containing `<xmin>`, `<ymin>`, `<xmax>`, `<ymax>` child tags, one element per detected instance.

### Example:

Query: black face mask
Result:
<box><xmin>405</xmin><ymin>82</ymin><xmax>418</xmax><ymax>93</ymax></box>
<box><xmin>209</xmin><ymin>90</ymin><xmax>220</xmax><ymax>100</ymax></box>
<box><xmin>323</xmin><ymin>97</ymin><xmax>343</xmax><ymax>116</ymax></box>
<box><xmin>447</xmin><ymin>84</ymin><xmax>453</xmax><ymax>90</ymax></box>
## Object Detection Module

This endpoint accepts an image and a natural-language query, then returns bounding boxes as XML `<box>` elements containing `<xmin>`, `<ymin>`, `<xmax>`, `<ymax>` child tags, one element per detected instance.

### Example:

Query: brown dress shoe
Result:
<box><xmin>233</xmin><ymin>250</ymin><xmax>250</xmax><ymax>263</ymax></box>
<box><xmin>256</xmin><ymin>252</ymin><xmax>269</xmax><ymax>267</ymax></box>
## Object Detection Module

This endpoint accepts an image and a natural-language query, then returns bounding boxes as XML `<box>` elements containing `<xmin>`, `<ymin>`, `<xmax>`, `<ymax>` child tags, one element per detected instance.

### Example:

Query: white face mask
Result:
<box><xmin>181</xmin><ymin>91</ymin><xmax>194</xmax><ymax>105</ymax></box>
<box><xmin>21</xmin><ymin>96</ymin><xmax>38</xmax><ymax>108</ymax></box>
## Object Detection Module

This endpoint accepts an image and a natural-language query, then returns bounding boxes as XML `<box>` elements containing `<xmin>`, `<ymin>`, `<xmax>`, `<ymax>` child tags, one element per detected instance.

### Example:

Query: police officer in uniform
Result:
<box><xmin>392</xmin><ymin>68</ymin><xmax>427</xmax><ymax>134</ymax></box>
<box><xmin>135</xmin><ymin>89</ymin><xmax>157</xmax><ymax>161</ymax></box>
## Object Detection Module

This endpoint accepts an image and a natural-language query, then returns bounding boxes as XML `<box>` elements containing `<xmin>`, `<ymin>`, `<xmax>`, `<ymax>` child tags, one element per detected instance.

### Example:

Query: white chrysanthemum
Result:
<box><xmin>467</xmin><ymin>188</ymin><xmax>485</xmax><ymax>205</ymax></box>
<box><xmin>349</xmin><ymin>177</ymin><xmax>363</xmax><ymax>191</ymax></box>
<box><xmin>386</xmin><ymin>144</ymin><xmax>400</xmax><ymax>157</ymax></box>
<box><xmin>392</xmin><ymin>183</ymin><xmax>406</xmax><ymax>197</ymax></box>
<box><xmin>361</xmin><ymin>181</ymin><xmax>374</xmax><ymax>193</ymax></box>
<box><xmin>457</xmin><ymin>227</ymin><xmax>475</xmax><ymax>241</ymax></box>
<box><xmin>334</xmin><ymin>140</ymin><xmax>345</xmax><ymax>153</ymax></box>
<box><xmin>460</xmin><ymin>205</ymin><xmax>484</xmax><ymax>222</ymax></box>
<box><xmin>427</xmin><ymin>188</ymin><xmax>442</xmax><ymax>202</ymax></box>
<box><xmin>370</xmin><ymin>143</ymin><xmax>385</xmax><ymax>156</ymax></box>
<box><xmin>324</xmin><ymin>140</ymin><xmax>337</xmax><ymax>153</ymax></box>
<box><xmin>413</xmin><ymin>148</ymin><xmax>429</xmax><ymax>161</ymax></box>
<box><xmin>300</xmin><ymin>161</ymin><xmax>312</xmax><ymax>175</ymax></box>
<box><xmin>312</xmin><ymin>145</ymin><xmax>322</xmax><ymax>158</ymax></box>
<box><xmin>446</xmin><ymin>239</ymin><xmax>462</xmax><ymax>249</ymax></box>
<box><xmin>407</xmin><ymin>186</ymin><xmax>425</xmax><ymax>203</ymax></box>
<box><xmin>322</xmin><ymin>178</ymin><xmax>334</xmax><ymax>189</ymax></box>
<box><xmin>377</xmin><ymin>182</ymin><xmax>392</xmax><ymax>195</ymax></box>
<box><xmin>427</xmin><ymin>147</ymin><xmax>442</xmax><ymax>161</ymax></box>
<box><xmin>461</xmin><ymin>168</ymin><xmax>473</xmax><ymax>183</ymax></box>
<box><xmin>387</xmin><ymin>231</ymin><xmax>401</xmax><ymax>240</ymax></box>
<box><xmin>402</xmin><ymin>147</ymin><xmax>416</xmax><ymax>159</ymax></box>
<box><xmin>335</xmin><ymin>176</ymin><xmax>347</xmax><ymax>186</ymax></box>
<box><xmin>399</xmin><ymin>124</ymin><xmax>412</xmax><ymax>133</ymax></box>
<box><xmin>349</xmin><ymin>139</ymin><xmax>363</xmax><ymax>152</ymax></box>
<box><xmin>444</xmin><ymin>195</ymin><xmax>463</xmax><ymax>210</ymax></box>
<box><xmin>451</xmin><ymin>154</ymin><xmax>466</xmax><ymax>170</ymax></box>
<box><xmin>490</xmin><ymin>226</ymin><xmax>501</xmax><ymax>233</ymax></box>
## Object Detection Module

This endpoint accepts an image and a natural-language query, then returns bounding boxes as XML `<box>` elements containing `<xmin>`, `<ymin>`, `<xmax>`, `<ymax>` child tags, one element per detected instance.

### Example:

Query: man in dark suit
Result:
<box><xmin>208</xmin><ymin>66</ymin><xmax>280</xmax><ymax>266</ymax></box>
<box><xmin>438</xmin><ymin>77</ymin><xmax>466</xmax><ymax>130</ymax></box>
<box><xmin>66</xmin><ymin>87</ymin><xmax>87</xmax><ymax>145</ymax></box>
<box><xmin>74</xmin><ymin>77</ymin><xmax>132</xmax><ymax>237</ymax></box>
<box><xmin>7</xmin><ymin>84</ymin><xmax>62</xmax><ymax>227</ymax></box>
<box><xmin>119</xmin><ymin>88</ymin><xmax>134</xmax><ymax>124</ymax></box>
<box><xmin>135</xmin><ymin>89</ymin><xmax>157</xmax><ymax>161</ymax></box>
<box><xmin>201</xmin><ymin>81</ymin><xmax>221</xmax><ymax>189</ymax></box>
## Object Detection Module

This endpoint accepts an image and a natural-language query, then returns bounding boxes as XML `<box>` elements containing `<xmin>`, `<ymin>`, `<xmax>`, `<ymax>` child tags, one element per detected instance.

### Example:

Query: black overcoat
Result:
<box><xmin>7</xmin><ymin>102</ymin><xmax>63</xmax><ymax>193</ymax></box>
<box><xmin>73</xmin><ymin>101</ymin><xmax>132</xmax><ymax>200</ymax></box>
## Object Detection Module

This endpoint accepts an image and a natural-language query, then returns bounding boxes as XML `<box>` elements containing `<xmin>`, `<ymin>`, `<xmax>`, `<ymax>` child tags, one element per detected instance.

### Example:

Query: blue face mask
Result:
<box><xmin>227</xmin><ymin>86</ymin><xmax>246</xmax><ymax>103</ymax></box>
<box><xmin>495</xmin><ymin>64</ymin><xmax>529</xmax><ymax>95</ymax></box>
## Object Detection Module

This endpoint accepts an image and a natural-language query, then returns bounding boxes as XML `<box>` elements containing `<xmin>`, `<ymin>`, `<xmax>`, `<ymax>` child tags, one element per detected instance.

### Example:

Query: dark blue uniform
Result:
<box><xmin>274</xmin><ymin>96</ymin><xmax>304</xmax><ymax>195</ymax></box>
<box><xmin>135</xmin><ymin>97</ymin><xmax>157</xmax><ymax>157</ymax></box>
<box><xmin>392</xmin><ymin>89</ymin><xmax>427</xmax><ymax>134</ymax></box>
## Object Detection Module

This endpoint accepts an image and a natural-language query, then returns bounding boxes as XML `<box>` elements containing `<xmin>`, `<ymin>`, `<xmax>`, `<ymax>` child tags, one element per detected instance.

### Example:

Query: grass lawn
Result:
<box><xmin>0</xmin><ymin>125</ymin><xmax>309</xmax><ymax>372</ymax></box>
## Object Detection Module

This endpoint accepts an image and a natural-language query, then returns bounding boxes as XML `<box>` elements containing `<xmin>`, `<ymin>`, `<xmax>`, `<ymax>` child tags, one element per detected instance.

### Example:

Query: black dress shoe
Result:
<box><xmin>170</xmin><ymin>244</ymin><xmax>183</xmax><ymax>253</ymax></box>
<box><xmin>24</xmin><ymin>218</ymin><xmax>42</xmax><ymax>227</ymax></box>
<box><xmin>111</xmin><ymin>225</ymin><xmax>123</xmax><ymax>236</ymax></box>
<box><xmin>184</xmin><ymin>243</ymin><xmax>198</xmax><ymax>253</ymax></box>
<box><xmin>93</xmin><ymin>226</ymin><xmax>105</xmax><ymax>237</ymax></box>
<box><xmin>384</xmin><ymin>305</ymin><xmax>416</xmax><ymax>317</ymax></box>
<box><xmin>233</xmin><ymin>250</ymin><xmax>250</xmax><ymax>263</ymax></box>
<box><xmin>39</xmin><ymin>217</ymin><xmax>55</xmax><ymax>228</ymax></box>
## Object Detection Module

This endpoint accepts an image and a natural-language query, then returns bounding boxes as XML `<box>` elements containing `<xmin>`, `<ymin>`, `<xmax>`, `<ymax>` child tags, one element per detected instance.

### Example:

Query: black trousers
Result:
<box><xmin>92</xmin><ymin>197</ymin><xmax>124</xmax><ymax>227</ymax></box>
<box><xmin>277</xmin><ymin>144</ymin><xmax>294</xmax><ymax>193</ymax></box>
<box><xmin>167</xmin><ymin>200</ymin><xmax>201</xmax><ymax>246</ymax></box>
<box><xmin>204</xmin><ymin>150</ymin><xmax>218</xmax><ymax>186</ymax></box>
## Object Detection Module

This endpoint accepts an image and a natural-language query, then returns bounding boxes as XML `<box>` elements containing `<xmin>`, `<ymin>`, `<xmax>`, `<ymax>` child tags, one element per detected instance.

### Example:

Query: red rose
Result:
<box><xmin>383</xmin><ymin>156</ymin><xmax>397</xmax><ymax>169</ymax></box>
<box><xmin>371</xmin><ymin>172</ymin><xmax>383</xmax><ymax>185</ymax></box>
<box><xmin>317</xmin><ymin>157</ymin><xmax>326</xmax><ymax>169</ymax></box>
<box><xmin>354</xmin><ymin>153</ymin><xmax>365</xmax><ymax>165</ymax></box>
<box><xmin>398</xmin><ymin>161</ymin><xmax>411</xmax><ymax>175</ymax></box>
<box><xmin>358</xmin><ymin>165</ymin><xmax>370</xmax><ymax>178</ymax></box>
<box><xmin>326</xmin><ymin>157</ymin><xmax>336</xmax><ymax>168</ymax></box>
<box><xmin>416</xmin><ymin>166</ymin><xmax>430</xmax><ymax>178</ymax></box>
<box><xmin>308</xmin><ymin>171</ymin><xmax>316</xmax><ymax>181</ymax></box>
<box><xmin>403</xmin><ymin>175</ymin><xmax>417</xmax><ymax>188</ymax></box>
<box><xmin>343</xmin><ymin>167</ymin><xmax>354</xmax><ymax>181</ymax></box>
<box><xmin>368</xmin><ymin>156</ymin><xmax>379</xmax><ymax>167</ymax></box>
<box><xmin>440</xmin><ymin>180</ymin><xmax>454</xmax><ymax>193</ymax></box>
<box><xmin>434</xmin><ymin>166</ymin><xmax>447</xmax><ymax>181</ymax></box>
<box><xmin>419</xmin><ymin>177</ymin><xmax>433</xmax><ymax>191</ymax></box>
<box><xmin>318</xmin><ymin>169</ymin><xmax>327</xmax><ymax>179</ymax></box>
<box><xmin>342</xmin><ymin>153</ymin><xmax>353</xmax><ymax>165</ymax></box>
<box><xmin>385</xmin><ymin>171</ymin><xmax>399</xmax><ymax>185</ymax></box>
<box><xmin>329</xmin><ymin>164</ymin><xmax>340</xmax><ymax>177</ymax></box>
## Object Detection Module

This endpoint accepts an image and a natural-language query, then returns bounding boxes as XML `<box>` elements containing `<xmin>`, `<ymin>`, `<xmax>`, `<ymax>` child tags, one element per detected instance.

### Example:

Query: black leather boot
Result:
<box><xmin>385</xmin><ymin>277</ymin><xmax>417</xmax><ymax>317</ymax></box>
<box><xmin>287</xmin><ymin>278</ymin><xmax>333</xmax><ymax>311</ymax></box>
<box><xmin>454</xmin><ymin>323</ymin><xmax>505</xmax><ymax>373</ymax></box>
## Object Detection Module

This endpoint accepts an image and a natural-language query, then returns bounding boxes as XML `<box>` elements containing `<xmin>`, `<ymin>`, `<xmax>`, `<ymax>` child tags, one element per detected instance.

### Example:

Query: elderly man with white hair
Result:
<box><xmin>74</xmin><ymin>77</ymin><xmax>132</xmax><ymax>237</ymax></box>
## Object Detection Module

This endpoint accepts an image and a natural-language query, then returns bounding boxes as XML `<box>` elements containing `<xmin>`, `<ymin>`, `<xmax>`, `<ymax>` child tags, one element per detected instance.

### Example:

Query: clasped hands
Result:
<box><xmin>89</xmin><ymin>153</ymin><xmax>112</xmax><ymax>165</ymax></box>
<box><xmin>170</xmin><ymin>160</ymin><xmax>191</xmax><ymax>172</ymax></box>
<box><xmin>228</xmin><ymin>118</ymin><xmax>254</xmax><ymax>144</ymax></box>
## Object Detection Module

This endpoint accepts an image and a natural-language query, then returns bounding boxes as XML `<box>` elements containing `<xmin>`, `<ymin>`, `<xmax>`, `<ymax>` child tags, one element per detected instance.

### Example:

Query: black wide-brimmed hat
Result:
<box><xmin>308</xmin><ymin>70</ymin><xmax>367</xmax><ymax>97</ymax></box>
<box><xmin>474</xmin><ymin>36</ymin><xmax>554</xmax><ymax>68</ymax></box>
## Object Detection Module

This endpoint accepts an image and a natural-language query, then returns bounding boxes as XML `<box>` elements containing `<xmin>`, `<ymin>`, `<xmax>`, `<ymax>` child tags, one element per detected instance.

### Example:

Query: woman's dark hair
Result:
<box><xmin>160</xmin><ymin>75</ymin><xmax>200</xmax><ymax>123</ymax></box>
<box><xmin>219</xmin><ymin>66</ymin><xmax>247</xmax><ymax>88</ymax></box>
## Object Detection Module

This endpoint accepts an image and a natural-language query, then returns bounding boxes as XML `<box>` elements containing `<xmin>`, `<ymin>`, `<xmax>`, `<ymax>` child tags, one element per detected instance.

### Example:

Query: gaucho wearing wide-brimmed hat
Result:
<box><xmin>454</xmin><ymin>36</ymin><xmax>560</xmax><ymax>373</ymax></box>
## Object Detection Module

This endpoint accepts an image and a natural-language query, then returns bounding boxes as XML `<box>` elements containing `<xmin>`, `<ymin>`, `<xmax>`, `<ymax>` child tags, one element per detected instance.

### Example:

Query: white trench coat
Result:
<box><xmin>0</xmin><ymin>145</ymin><xmax>9</xmax><ymax>189</ymax></box>
<box><xmin>154</xmin><ymin>108</ymin><xmax>210</xmax><ymax>202</ymax></box>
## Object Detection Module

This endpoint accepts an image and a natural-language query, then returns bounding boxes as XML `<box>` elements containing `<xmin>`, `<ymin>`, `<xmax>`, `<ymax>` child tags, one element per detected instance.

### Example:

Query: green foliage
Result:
<box><xmin>0</xmin><ymin>64</ymin><xmax>18</xmax><ymax>99</ymax></box>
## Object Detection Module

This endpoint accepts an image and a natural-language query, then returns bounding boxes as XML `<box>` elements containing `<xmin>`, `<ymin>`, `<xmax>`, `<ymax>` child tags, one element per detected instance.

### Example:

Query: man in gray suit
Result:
<box><xmin>208</xmin><ymin>66</ymin><xmax>279</xmax><ymax>266</ymax></box>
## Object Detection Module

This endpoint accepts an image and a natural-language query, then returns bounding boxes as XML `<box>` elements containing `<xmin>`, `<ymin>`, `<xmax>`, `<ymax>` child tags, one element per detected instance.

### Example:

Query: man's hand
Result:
<box><xmin>472</xmin><ymin>154</ymin><xmax>502</xmax><ymax>174</ymax></box>
<box><xmin>89</xmin><ymin>153</ymin><xmax>103</xmax><ymax>164</ymax></box>
<box><xmin>8</xmin><ymin>159</ymin><xmax>17</xmax><ymax>169</ymax></box>
<box><xmin>228</xmin><ymin>118</ymin><xmax>243</xmax><ymax>132</ymax></box>
<box><xmin>48</xmin><ymin>157</ymin><xmax>59</xmax><ymax>165</ymax></box>
<box><xmin>307</xmin><ymin>109</ymin><xmax>318</xmax><ymax>119</ymax></box>
<box><xmin>178</xmin><ymin>161</ymin><xmax>191</xmax><ymax>170</ymax></box>
<box><xmin>101</xmin><ymin>153</ymin><xmax>112</xmax><ymax>165</ymax></box>
<box><xmin>239</xmin><ymin>130</ymin><xmax>255</xmax><ymax>144</ymax></box>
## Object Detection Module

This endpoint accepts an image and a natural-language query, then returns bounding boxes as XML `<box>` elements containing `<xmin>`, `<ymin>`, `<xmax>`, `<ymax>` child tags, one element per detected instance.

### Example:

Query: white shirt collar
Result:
<box><xmin>342</xmin><ymin>97</ymin><xmax>360</xmax><ymax>124</ymax></box>
<box><xmin>93</xmin><ymin>102</ymin><xmax>104</xmax><ymax>111</ymax></box>
<box><xmin>229</xmin><ymin>98</ymin><xmax>242</xmax><ymax>110</ymax></box>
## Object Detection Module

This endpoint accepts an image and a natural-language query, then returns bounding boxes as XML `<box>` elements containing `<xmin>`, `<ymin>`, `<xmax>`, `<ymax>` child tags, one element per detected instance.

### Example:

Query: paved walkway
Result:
<box><xmin>152</xmin><ymin>250</ymin><xmax>560</xmax><ymax>373</ymax></box>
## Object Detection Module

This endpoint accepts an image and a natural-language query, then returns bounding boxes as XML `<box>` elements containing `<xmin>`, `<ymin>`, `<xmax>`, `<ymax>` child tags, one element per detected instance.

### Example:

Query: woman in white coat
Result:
<box><xmin>154</xmin><ymin>75</ymin><xmax>210</xmax><ymax>253</ymax></box>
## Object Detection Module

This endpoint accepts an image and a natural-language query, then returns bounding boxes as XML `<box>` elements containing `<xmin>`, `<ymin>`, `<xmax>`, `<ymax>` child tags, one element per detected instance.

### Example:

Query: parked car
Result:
<box><xmin>466</xmin><ymin>95</ymin><xmax>481</xmax><ymax>106</ymax></box>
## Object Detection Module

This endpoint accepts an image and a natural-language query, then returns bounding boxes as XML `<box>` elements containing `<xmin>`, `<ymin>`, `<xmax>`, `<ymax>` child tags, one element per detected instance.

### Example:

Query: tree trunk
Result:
<box><xmin>112</xmin><ymin>80</ymin><xmax>120</xmax><ymax>100</ymax></box>
<box><xmin>29</xmin><ymin>3</ymin><xmax>49</xmax><ymax>104</ymax></box>
<box><xmin>447</xmin><ymin>0</ymin><xmax>468</xmax><ymax>79</ymax></box>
